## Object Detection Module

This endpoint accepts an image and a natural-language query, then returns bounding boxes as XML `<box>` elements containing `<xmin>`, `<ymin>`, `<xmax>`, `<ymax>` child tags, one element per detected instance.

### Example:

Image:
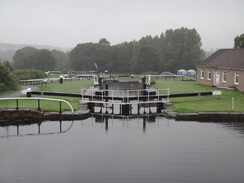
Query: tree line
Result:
<box><xmin>9</xmin><ymin>29</ymin><xmax>244</xmax><ymax>75</ymax></box>
<box><xmin>11</xmin><ymin>27</ymin><xmax>204</xmax><ymax>74</ymax></box>
<box><xmin>70</xmin><ymin>27</ymin><xmax>205</xmax><ymax>74</ymax></box>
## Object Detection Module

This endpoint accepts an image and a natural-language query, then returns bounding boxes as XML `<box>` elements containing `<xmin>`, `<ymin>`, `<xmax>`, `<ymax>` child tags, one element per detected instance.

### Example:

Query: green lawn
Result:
<box><xmin>152</xmin><ymin>80</ymin><xmax>244</xmax><ymax>113</ymax></box>
<box><xmin>0</xmin><ymin>80</ymin><xmax>93</xmax><ymax>112</ymax></box>
<box><xmin>1</xmin><ymin>78</ymin><xmax>243</xmax><ymax>113</ymax></box>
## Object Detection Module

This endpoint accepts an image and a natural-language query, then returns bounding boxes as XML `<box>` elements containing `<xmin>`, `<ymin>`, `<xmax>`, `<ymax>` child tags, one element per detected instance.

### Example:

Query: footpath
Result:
<box><xmin>0</xmin><ymin>86</ymin><xmax>39</xmax><ymax>98</ymax></box>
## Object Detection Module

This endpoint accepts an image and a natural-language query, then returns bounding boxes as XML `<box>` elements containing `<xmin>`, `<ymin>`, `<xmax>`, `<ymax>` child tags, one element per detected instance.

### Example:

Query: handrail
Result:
<box><xmin>0</xmin><ymin>97</ymin><xmax>74</xmax><ymax>114</ymax></box>
<box><xmin>80</xmin><ymin>88</ymin><xmax>170</xmax><ymax>103</ymax></box>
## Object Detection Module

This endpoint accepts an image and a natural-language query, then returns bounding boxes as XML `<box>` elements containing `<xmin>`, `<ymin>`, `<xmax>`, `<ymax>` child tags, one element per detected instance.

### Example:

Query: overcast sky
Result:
<box><xmin>0</xmin><ymin>0</ymin><xmax>243</xmax><ymax>50</ymax></box>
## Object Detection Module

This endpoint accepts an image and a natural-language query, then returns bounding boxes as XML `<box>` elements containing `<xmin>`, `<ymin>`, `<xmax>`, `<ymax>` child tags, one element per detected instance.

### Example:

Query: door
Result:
<box><xmin>215</xmin><ymin>71</ymin><xmax>220</xmax><ymax>86</ymax></box>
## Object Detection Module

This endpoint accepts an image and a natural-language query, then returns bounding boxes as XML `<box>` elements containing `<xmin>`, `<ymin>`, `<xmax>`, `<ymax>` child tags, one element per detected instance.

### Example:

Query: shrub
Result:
<box><xmin>0</xmin><ymin>64</ymin><xmax>19</xmax><ymax>93</ymax></box>
<box><xmin>14</xmin><ymin>69</ymin><xmax>47</xmax><ymax>80</ymax></box>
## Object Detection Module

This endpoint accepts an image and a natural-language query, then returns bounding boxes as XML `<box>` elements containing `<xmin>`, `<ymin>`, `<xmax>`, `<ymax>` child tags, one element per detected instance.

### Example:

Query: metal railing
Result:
<box><xmin>0</xmin><ymin>97</ymin><xmax>74</xmax><ymax>114</ymax></box>
<box><xmin>80</xmin><ymin>88</ymin><xmax>170</xmax><ymax>103</ymax></box>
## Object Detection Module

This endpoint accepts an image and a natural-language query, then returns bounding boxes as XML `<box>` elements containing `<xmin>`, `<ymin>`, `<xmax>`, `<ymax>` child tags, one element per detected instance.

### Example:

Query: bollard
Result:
<box><xmin>60</xmin><ymin>77</ymin><xmax>63</xmax><ymax>84</ymax></box>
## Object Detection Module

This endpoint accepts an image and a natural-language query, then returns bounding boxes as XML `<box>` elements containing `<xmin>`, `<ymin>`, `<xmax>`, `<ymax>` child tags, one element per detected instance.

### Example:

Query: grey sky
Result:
<box><xmin>0</xmin><ymin>0</ymin><xmax>243</xmax><ymax>50</ymax></box>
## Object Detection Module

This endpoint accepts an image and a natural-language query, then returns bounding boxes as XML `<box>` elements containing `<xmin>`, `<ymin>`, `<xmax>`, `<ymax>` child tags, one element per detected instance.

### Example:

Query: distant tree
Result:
<box><xmin>158</xmin><ymin>27</ymin><xmax>204</xmax><ymax>73</ymax></box>
<box><xmin>98</xmin><ymin>38</ymin><xmax>110</xmax><ymax>46</ymax></box>
<box><xmin>1</xmin><ymin>60</ymin><xmax>13</xmax><ymax>71</ymax></box>
<box><xmin>36</xmin><ymin>49</ymin><xmax>56</xmax><ymax>71</ymax></box>
<box><xmin>70</xmin><ymin>43</ymin><xmax>112</xmax><ymax>72</ymax></box>
<box><xmin>131</xmin><ymin>43</ymin><xmax>158</xmax><ymax>73</ymax></box>
<box><xmin>13</xmin><ymin>47</ymin><xmax>38</xmax><ymax>69</ymax></box>
<box><xmin>69</xmin><ymin>27</ymin><xmax>204</xmax><ymax>74</ymax></box>
<box><xmin>234</xmin><ymin>34</ymin><xmax>244</xmax><ymax>48</ymax></box>
<box><xmin>51</xmin><ymin>50</ymin><xmax>70</xmax><ymax>71</ymax></box>
<box><xmin>112</xmin><ymin>41</ymin><xmax>135</xmax><ymax>73</ymax></box>
<box><xmin>13</xmin><ymin>47</ymin><xmax>56</xmax><ymax>71</ymax></box>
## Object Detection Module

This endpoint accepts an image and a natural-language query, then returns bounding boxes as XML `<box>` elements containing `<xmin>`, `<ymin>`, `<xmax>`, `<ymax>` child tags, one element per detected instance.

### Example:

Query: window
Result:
<box><xmin>234</xmin><ymin>73</ymin><xmax>239</xmax><ymax>85</ymax></box>
<box><xmin>207</xmin><ymin>71</ymin><xmax>212</xmax><ymax>80</ymax></box>
<box><xmin>201</xmin><ymin>70</ymin><xmax>204</xmax><ymax>79</ymax></box>
<box><xmin>222</xmin><ymin>72</ymin><xmax>227</xmax><ymax>83</ymax></box>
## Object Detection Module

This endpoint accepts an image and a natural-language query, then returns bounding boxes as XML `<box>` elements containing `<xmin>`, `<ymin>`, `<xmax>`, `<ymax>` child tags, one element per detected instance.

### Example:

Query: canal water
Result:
<box><xmin>1</xmin><ymin>117</ymin><xmax>244</xmax><ymax>183</ymax></box>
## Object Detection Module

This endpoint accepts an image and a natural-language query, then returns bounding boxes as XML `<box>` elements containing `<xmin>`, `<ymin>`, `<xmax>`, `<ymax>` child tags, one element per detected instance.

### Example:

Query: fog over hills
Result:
<box><xmin>0</xmin><ymin>42</ymin><xmax>70</xmax><ymax>62</ymax></box>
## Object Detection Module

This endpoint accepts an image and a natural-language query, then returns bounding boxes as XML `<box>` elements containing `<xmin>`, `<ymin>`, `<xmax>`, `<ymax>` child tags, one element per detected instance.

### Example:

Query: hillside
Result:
<box><xmin>0</xmin><ymin>42</ymin><xmax>70</xmax><ymax>62</ymax></box>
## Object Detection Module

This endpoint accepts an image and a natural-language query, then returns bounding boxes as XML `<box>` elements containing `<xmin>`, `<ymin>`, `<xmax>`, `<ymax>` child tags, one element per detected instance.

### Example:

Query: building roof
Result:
<box><xmin>198</xmin><ymin>49</ymin><xmax>244</xmax><ymax>70</ymax></box>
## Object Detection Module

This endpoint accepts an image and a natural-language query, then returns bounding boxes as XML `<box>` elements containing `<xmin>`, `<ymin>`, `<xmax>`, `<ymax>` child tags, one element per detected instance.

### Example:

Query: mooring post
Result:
<box><xmin>27</xmin><ymin>91</ymin><xmax>31</xmax><ymax>97</ymax></box>
<box><xmin>60</xmin><ymin>77</ymin><xmax>63</xmax><ymax>84</ymax></box>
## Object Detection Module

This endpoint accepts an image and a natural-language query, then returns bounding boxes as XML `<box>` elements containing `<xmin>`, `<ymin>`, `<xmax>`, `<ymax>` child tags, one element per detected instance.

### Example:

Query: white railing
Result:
<box><xmin>0</xmin><ymin>97</ymin><xmax>74</xmax><ymax>114</ymax></box>
<box><xmin>80</xmin><ymin>88</ymin><xmax>170</xmax><ymax>103</ymax></box>
<box><xmin>146</xmin><ymin>75</ymin><xmax>196</xmax><ymax>86</ymax></box>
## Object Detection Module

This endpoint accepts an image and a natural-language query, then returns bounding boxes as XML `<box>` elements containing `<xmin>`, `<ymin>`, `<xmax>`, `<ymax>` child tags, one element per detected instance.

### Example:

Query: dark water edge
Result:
<box><xmin>1</xmin><ymin>109</ymin><xmax>244</xmax><ymax>124</ymax></box>
<box><xmin>0</xmin><ymin>116</ymin><xmax>244</xmax><ymax>183</ymax></box>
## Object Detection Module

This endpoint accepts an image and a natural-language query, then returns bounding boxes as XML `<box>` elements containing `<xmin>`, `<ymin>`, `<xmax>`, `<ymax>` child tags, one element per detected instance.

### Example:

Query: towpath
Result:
<box><xmin>0</xmin><ymin>86</ymin><xmax>39</xmax><ymax>98</ymax></box>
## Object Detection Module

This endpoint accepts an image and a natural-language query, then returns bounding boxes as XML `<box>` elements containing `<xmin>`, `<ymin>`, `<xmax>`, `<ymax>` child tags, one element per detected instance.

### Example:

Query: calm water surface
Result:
<box><xmin>0</xmin><ymin>117</ymin><xmax>244</xmax><ymax>183</ymax></box>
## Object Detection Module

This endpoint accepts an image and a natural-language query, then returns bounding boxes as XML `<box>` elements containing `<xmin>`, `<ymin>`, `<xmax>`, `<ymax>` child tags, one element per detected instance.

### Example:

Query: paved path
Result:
<box><xmin>0</xmin><ymin>86</ymin><xmax>39</xmax><ymax>98</ymax></box>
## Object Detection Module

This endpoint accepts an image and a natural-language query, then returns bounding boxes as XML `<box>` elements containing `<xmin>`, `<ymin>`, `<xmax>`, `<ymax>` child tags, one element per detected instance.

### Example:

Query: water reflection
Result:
<box><xmin>91</xmin><ymin>113</ymin><xmax>162</xmax><ymax>133</ymax></box>
<box><xmin>1</xmin><ymin>117</ymin><xmax>244</xmax><ymax>139</ymax></box>
<box><xmin>0</xmin><ymin>117</ymin><xmax>244</xmax><ymax>183</ymax></box>
<box><xmin>0</xmin><ymin>120</ymin><xmax>74</xmax><ymax>138</ymax></box>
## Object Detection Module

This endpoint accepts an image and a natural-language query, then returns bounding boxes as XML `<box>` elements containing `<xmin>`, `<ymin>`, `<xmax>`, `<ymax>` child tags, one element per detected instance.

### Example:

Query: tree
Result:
<box><xmin>158</xmin><ymin>27</ymin><xmax>204</xmax><ymax>73</ymax></box>
<box><xmin>51</xmin><ymin>50</ymin><xmax>70</xmax><ymax>71</ymax></box>
<box><xmin>70</xmin><ymin>43</ymin><xmax>112</xmax><ymax>72</ymax></box>
<box><xmin>36</xmin><ymin>49</ymin><xmax>56</xmax><ymax>71</ymax></box>
<box><xmin>234</xmin><ymin>34</ymin><xmax>244</xmax><ymax>48</ymax></box>
<box><xmin>0</xmin><ymin>63</ymin><xmax>19</xmax><ymax>93</ymax></box>
<box><xmin>112</xmin><ymin>41</ymin><xmax>135</xmax><ymax>73</ymax></box>
<box><xmin>13</xmin><ymin>47</ymin><xmax>56</xmax><ymax>71</ymax></box>
<box><xmin>98</xmin><ymin>38</ymin><xmax>110</xmax><ymax>46</ymax></box>
<box><xmin>69</xmin><ymin>27</ymin><xmax>204</xmax><ymax>74</ymax></box>
<box><xmin>13</xmin><ymin>47</ymin><xmax>39</xmax><ymax>69</ymax></box>
<box><xmin>2</xmin><ymin>60</ymin><xmax>13</xmax><ymax>71</ymax></box>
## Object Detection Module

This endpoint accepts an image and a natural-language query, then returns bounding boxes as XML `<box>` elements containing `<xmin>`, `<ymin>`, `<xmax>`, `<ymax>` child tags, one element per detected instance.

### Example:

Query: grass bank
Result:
<box><xmin>152</xmin><ymin>80</ymin><xmax>244</xmax><ymax>113</ymax></box>
<box><xmin>0</xmin><ymin>80</ymin><xmax>93</xmax><ymax>112</ymax></box>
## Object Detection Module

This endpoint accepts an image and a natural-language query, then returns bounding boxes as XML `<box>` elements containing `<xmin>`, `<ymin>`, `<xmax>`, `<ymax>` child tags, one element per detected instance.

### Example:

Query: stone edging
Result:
<box><xmin>163</xmin><ymin>110</ymin><xmax>244</xmax><ymax>122</ymax></box>
<box><xmin>0</xmin><ymin>109</ymin><xmax>91</xmax><ymax>124</ymax></box>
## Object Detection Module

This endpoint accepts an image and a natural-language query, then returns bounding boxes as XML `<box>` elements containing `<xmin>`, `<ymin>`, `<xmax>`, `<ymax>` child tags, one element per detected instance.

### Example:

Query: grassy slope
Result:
<box><xmin>152</xmin><ymin>80</ymin><xmax>244</xmax><ymax>112</ymax></box>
